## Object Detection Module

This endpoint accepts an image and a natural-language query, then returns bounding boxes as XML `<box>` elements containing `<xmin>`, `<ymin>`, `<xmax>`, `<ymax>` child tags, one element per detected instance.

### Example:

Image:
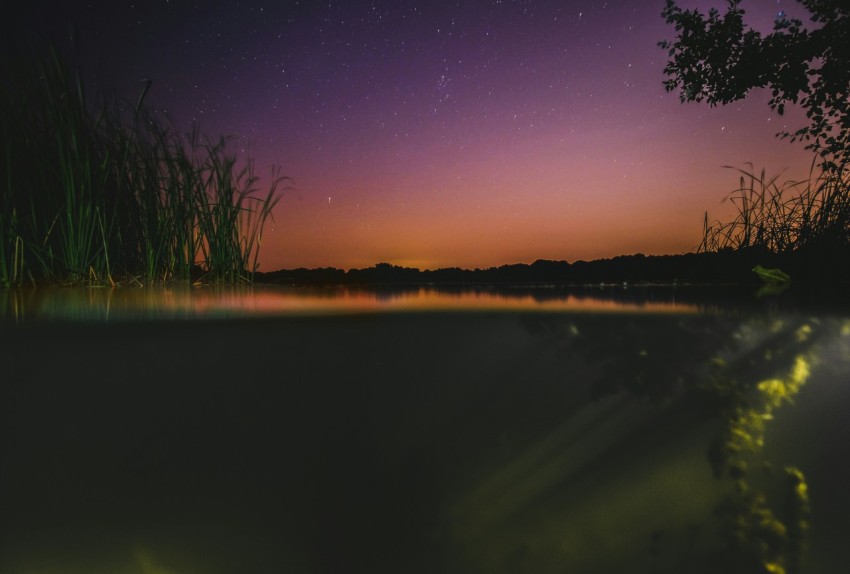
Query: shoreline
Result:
<box><xmin>254</xmin><ymin>249</ymin><xmax>850</xmax><ymax>288</ymax></box>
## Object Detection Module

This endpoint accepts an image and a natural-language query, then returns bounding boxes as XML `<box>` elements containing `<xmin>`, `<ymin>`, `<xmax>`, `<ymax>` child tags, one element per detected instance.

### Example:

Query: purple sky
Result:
<box><xmin>10</xmin><ymin>1</ymin><xmax>817</xmax><ymax>270</ymax></box>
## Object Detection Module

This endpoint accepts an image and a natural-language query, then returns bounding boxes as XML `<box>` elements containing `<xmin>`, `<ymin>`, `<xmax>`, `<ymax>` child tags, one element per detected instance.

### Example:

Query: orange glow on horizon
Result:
<box><xmin>258</xmin><ymin>89</ymin><xmax>815</xmax><ymax>272</ymax></box>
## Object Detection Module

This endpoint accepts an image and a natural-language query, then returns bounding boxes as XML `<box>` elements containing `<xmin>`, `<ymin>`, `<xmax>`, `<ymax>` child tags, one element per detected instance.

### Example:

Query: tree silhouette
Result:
<box><xmin>658</xmin><ymin>0</ymin><xmax>850</xmax><ymax>171</ymax></box>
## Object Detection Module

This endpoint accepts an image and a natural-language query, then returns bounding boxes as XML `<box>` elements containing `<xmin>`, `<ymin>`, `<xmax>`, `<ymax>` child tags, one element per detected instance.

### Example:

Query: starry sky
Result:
<box><xmin>9</xmin><ymin>1</ymin><xmax>816</xmax><ymax>271</ymax></box>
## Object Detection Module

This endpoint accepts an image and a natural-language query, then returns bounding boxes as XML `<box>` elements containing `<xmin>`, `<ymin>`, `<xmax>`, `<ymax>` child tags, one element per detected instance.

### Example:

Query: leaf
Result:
<box><xmin>752</xmin><ymin>265</ymin><xmax>791</xmax><ymax>284</ymax></box>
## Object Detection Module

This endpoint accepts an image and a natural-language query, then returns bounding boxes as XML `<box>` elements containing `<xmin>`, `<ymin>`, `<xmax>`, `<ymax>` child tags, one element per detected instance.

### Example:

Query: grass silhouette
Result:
<box><xmin>699</xmin><ymin>160</ymin><xmax>850</xmax><ymax>265</ymax></box>
<box><xmin>0</xmin><ymin>42</ymin><xmax>289</xmax><ymax>287</ymax></box>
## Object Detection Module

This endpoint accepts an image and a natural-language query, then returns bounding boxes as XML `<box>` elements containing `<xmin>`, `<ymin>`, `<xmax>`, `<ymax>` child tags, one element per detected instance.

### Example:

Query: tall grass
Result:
<box><xmin>698</xmin><ymin>159</ymin><xmax>850</xmax><ymax>261</ymax></box>
<box><xmin>0</xmin><ymin>42</ymin><xmax>290</xmax><ymax>287</ymax></box>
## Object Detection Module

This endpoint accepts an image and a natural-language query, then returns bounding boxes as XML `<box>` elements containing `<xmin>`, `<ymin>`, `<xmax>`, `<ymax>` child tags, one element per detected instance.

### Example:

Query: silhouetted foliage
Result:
<box><xmin>257</xmin><ymin>250</ymin><xmax>850</xmax><ymax>286</ymax></box>
<box><xmin>659</xmin><ymin>0</ymin><xmax>850</xmax><ymax>171</ymax></box>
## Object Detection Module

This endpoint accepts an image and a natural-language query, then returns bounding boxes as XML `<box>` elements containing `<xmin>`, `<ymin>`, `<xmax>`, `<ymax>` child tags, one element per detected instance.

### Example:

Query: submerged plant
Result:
<box><xmin>702</xmin><ymin>322</ymin><xmax>818</xmax><ymax>574</ymax></box>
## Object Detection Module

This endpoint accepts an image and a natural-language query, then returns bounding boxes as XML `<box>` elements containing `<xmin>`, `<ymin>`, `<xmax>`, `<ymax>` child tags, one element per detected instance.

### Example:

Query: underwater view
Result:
<box><xmin>2</xmin><ymin>286</ymin><xmax>849</xmax><ymax>574</ymax></box>
<box><xmin>4</xmin><ymin>2</ymin><xmax>850</xmax><ymax>572</ymax></box>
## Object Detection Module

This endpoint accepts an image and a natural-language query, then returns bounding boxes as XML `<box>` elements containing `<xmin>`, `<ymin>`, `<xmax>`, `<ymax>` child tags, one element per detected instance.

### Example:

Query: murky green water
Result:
<box><xmin>1</xmin><ymin>286</ymin><xmax>849</xmax><ymax>573</ymax></box>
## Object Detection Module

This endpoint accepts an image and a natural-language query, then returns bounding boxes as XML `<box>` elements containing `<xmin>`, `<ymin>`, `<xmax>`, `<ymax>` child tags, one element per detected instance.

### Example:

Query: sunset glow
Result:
<box><xmin>10</xmin><ymin>1</ymin><xmax>816</xmax><ymax>271</ymax></box>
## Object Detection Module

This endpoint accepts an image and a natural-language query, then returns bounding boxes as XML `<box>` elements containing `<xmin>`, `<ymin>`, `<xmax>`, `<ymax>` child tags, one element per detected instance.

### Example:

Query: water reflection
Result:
<box><xmin>1</xmin><ymin>293</ymin><xmax>849</xmax><ymax>573</ymax></box>
<box><xmin>1</xmin><ymin>285</ymin><xmax>704</xmax><ymax>324</ymax></box>
<box><xmin>4</xmin><ymin>282</ymin><xmax>850</xmax><ymax>324</ymax></box>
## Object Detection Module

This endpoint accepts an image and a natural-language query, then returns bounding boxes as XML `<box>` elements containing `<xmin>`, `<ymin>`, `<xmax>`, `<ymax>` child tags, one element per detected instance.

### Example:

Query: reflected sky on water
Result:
<box><xmin>2</xmin><ymin>284</ymin><xmax>706</xmax><ymax>324</ymax></box>
<box><xmin>3</xmin><ymin>282</ymin><xmax>849</xmax><ymax>324</ymax></box>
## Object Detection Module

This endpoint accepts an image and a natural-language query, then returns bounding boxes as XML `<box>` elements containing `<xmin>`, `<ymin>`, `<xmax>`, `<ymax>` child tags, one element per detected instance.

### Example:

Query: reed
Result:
<box><xmin>698</xmin><ymin>159</ymin><xmax>850</xmax><ymax>259</ymax></box>
<box><xmin>0</xmin><ymin>42</ymin><xmax>288</xmax><ymax>287</ymax></box>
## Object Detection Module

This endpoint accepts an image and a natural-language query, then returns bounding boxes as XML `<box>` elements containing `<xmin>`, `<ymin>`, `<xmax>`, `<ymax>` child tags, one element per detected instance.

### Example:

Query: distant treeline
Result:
<box><xmin>255</xmin><ymin>250</ymin><xmax>843</xmax><ymax>286</ymax></box>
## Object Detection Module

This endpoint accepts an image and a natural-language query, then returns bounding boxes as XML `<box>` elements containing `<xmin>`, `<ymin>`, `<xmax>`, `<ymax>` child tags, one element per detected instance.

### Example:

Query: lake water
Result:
<box><xmin>2</xmin><ymin>285</ymin><xmax>849</xmax><ymax>573</ymax></box>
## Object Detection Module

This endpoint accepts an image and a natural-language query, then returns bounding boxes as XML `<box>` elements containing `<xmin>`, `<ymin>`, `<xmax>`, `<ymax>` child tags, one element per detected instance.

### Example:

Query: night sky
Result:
<box><xmin>9</xmin><ymin>1</ymin><xmax>816</xmax><ymax>271</ymax></box>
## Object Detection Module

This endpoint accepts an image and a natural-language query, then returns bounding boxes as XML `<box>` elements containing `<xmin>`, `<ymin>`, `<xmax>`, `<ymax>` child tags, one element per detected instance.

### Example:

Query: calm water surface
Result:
<box><xmin>1</xmin><ymin>285</ymin><xmax>849</xmax><ymax>573</ymax></box>
<box><xmin>2</xmin><ymin>284</ymin><xmax>704</xmax><ymax>323</ymax></box>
